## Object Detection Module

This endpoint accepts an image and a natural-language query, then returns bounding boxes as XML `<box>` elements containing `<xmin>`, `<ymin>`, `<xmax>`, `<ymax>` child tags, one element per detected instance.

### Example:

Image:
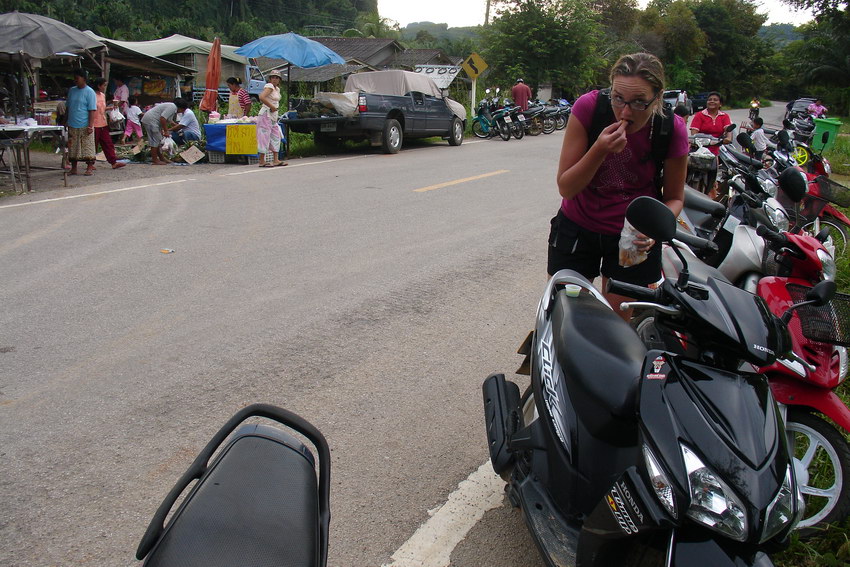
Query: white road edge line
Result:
<box><xmin>218</xmin><ymin>155</ymin><xmax>365</xmax><ymax>176</ymax></box>
<box><xmin>0</xmin><ymin>179</ymin><xmax>197</xmax><ymax>210</ymax></box>
<box><xmin>383</xmin><ymin>460</ymin><xmax>504</xmax><ymax>567</ymax></box>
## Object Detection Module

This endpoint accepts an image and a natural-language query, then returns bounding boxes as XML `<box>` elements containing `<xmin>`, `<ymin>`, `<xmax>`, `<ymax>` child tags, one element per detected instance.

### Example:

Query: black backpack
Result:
<box><xmin>585</xmin><ymin>88</ymin><xmax>675</xmax><ymax>193</ymax></box>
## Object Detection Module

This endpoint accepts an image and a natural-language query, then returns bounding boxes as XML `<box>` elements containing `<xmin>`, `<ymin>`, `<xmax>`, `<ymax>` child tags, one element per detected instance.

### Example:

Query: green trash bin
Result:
<box><xmin>812</xmin><ymin>117</ymin><xmax>842</xmax><ymax>153</ymax></box>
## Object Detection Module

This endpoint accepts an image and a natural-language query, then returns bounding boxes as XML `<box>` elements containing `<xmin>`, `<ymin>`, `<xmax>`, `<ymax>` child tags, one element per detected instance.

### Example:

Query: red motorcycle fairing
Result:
<box><xmin>770</xmin><ymin>375</ymin><xmax>850</xmax><ymax>432</ymax></box>
<box><xmin>757</xmin><ymin>276</ymin><xmax>840</xmax><ymax>389</ymax></box>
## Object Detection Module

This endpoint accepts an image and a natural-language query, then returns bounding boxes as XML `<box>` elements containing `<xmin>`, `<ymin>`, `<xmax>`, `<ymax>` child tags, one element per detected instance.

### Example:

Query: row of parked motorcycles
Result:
<box><xmin>131</xmin><ymin>114</ymin><xmax>849</xmax><ymax>567</ymax></box>
<box><xmin>472</xmin><ymin>87</ymin><xmax>571</xmax><ymax>140</ymax></box>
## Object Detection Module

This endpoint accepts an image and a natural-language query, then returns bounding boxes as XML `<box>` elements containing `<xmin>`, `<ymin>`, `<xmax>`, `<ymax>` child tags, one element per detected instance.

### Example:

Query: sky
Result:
<box><xmin>377</xmin><ymin>0</ymin><xmax>814</xmax><ymax>28</ymax></box>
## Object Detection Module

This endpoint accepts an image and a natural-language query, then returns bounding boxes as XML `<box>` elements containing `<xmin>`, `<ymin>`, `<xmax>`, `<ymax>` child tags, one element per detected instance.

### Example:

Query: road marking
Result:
<box><xmin>218</xmin><ymin>155</ymin><xmax>365</xmax><ymax>176</ymax></box>
<box><xmin>383</xmin><ymin>460</ymin><xmax>504</xmax><ymax>567</ymax></box>
<box><xmin>0</xmin><ymin>179</ymin><xmax>197</xmax><ymax>210</ymax></box>
<box><xmin>413</xmin><ymin>170</ymin><xmax>509</xmax><ymax>193</ymax></box>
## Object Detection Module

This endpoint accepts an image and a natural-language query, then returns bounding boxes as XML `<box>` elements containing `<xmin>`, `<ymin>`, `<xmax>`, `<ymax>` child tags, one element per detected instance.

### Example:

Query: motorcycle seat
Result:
<box><xmin>143</xmin><ymin>425</ymin><xmax>321</xmax><ymax>567</ymax></box>
<box><xmin>726</xmin><ymin>148</ymin><xmax>763</xmax><ymax>169</ymax></box>
<box><xmin>551</xmin><ymin>290</ymin><xmax>645</xmax><ymax>444</ymax></box>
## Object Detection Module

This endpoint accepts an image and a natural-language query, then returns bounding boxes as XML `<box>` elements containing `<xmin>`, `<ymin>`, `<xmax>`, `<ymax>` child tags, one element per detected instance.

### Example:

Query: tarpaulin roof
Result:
<box><xmin>344</xmin><ymin>70</ymin><xmax>442</xmax><ymax>98</ymax></box>
<box><xmin>83</xmin><ymin>31</ymin><xmax>196</xmax><ymax>76</ymax></box>
<box><xmin>0</xmin><ymin>11</ymin><xmax>104</xmax><ymax>59</ymax></box>
<box><xmin>82</xmin><ymin>33</ymin><xmax>247</xmax><ymax>64</ymax></box>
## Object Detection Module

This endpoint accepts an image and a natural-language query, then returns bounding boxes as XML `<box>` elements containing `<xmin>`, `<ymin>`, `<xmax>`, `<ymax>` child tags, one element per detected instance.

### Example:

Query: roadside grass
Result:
<box><xmin>824</xmin><ymin>119</ymin><xmax>850</xmax><ymax>176</ymax></box>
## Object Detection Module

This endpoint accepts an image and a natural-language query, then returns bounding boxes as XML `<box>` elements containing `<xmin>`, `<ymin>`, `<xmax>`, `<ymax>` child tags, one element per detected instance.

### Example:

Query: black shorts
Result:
<box><xmin>547</xmin><ymin>209</ymin><xmax>662</xmax><ymax>286</ymax></box>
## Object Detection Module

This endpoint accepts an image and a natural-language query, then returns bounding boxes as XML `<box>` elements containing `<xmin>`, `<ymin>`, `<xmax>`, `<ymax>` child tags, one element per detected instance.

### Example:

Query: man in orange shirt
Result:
<box><xmin>511</xmin><ymin>78</ymin><xmax>533</xmax><ymax>111</ymax></box>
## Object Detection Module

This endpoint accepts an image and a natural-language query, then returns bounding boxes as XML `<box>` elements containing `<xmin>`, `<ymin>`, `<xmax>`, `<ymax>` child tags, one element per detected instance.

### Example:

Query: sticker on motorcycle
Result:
<box><xmin>606</xmin><ymin>484</ymin><xmax>641</xmax><ymax>535</ymax></box>
<box><xmin>646</xmin><ymin>355</ymin><xmax>667</xmax><ymax>380</ymax></box>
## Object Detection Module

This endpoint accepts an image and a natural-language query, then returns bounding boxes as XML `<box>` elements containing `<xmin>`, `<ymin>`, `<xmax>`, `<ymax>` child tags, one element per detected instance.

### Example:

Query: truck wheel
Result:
<box><xmin>382</xmin><ymin>119</ymin><xmax>402</xmax><ymax>154</ymax></box>
<box><xmin>448</xmin><ymin>117</ymin><xmax>463</xmax><ymax>146</ymax></box>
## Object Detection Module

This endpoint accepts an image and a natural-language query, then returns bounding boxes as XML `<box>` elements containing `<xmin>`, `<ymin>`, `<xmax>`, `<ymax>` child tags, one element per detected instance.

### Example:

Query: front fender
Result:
<box><xmin>770</xmin><ymin>376</ymin><xmax>850</xmax><ymax>432</ymax></box>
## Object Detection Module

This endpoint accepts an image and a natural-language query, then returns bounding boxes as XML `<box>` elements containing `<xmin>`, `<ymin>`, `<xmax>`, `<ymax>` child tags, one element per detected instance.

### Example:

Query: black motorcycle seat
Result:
<box><xmin>143</xmin><ymin>431</ymin><xmax>320</xmax><ymax>567</ymax></box>
<box><xmin>684</xmin><ymin>186</ymin><xmax>726</xmax><ymax>217</ymax></box>
<box><xmin>551</xmin><ymin>290</ymin><xmax>645</xmax><ymax>443</ymax></box>
<box><xmin>727</xmin><ymin>148</ymin><xmax>763</xmax><ymax>169</ymax></box>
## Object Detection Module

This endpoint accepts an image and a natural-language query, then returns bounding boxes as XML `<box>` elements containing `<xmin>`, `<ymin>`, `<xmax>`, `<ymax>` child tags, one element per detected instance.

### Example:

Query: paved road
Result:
<box><xmin>1</xmin><ymin>131</ymin><xmax>552</xmax><ymax>566</ymax></box>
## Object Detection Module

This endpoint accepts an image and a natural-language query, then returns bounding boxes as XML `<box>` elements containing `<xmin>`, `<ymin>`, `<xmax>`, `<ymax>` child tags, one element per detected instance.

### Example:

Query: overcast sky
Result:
<box><xmin>377</xmin><ymin>0</ymin><xmax>813</xmax><ymax>28</ymax></box>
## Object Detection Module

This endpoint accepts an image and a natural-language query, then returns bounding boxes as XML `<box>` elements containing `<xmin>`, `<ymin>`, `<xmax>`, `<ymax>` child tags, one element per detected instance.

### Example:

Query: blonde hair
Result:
<box><xmin>610</xmin><ymin>52</ymin><xmax>666</xmax><ymax>116</ymax></box>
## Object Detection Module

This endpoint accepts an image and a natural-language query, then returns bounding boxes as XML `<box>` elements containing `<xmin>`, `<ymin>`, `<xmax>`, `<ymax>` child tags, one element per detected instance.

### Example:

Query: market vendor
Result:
<box><xmin>169</xmin><ymin>101</ymin><xmax>201</xmax><ymax>145</ymax></box>
<box><xmin>141</xmin><ymin>97</ymin><xmax>187</xmax><ymax>165</ymax></box>
<box><xmin>66</xmin><ymin>68</ymin><xmax>97</xmax><ymax>176</ymax></box>
<box><xmin>226</xmin><ymin>77</ymin><xmax>252</xmax><ymax>118</ymax></box>
<box><xmin>112</xmin><ymin>76</ymin><xmax>129</xmax><ymax>114</ymax></box>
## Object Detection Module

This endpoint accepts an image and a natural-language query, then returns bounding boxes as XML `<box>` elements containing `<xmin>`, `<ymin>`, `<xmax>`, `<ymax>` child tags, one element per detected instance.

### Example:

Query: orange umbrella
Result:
<box><xmin>199</xmin><ymin>37</ymin><xmax>221</xmax><ymax>112</ymax></box>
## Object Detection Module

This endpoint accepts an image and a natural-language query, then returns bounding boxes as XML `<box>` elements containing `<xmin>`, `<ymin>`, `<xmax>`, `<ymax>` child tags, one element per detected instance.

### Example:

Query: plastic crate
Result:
<box><xmin>207</xmin><ymin>151</ymin><xmax>225</xmax><ymax>164</ymax></box>
<box><xmin>787</xmin><ymin>283</ymin><xmax>850</xmax><ymax>346</ymax></box>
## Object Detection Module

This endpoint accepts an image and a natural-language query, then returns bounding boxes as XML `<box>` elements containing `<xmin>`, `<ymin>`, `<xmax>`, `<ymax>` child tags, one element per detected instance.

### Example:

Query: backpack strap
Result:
<box><xmin>586</xmin><ymin>88</ymin><xmax>615</xmax><ymax>151</ymax></box>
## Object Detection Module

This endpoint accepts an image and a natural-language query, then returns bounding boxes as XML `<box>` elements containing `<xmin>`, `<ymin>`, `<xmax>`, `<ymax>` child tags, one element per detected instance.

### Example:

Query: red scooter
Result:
<box><xmin>752</xmin><ymin>223</ymin><xmax>850</xmax><ymax>532</ymax></box>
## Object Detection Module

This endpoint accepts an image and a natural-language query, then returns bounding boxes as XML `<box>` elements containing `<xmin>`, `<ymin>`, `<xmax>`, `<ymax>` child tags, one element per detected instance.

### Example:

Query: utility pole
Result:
<box><xmin>485</xmin><ymin>0</ymin><xmax>491</xmax><ymax>25</ymax></box>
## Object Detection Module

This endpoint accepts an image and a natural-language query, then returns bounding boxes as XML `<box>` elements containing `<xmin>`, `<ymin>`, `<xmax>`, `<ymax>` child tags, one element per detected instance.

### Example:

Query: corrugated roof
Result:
<box><xmin>392</xmin><ymin>49</ymin><xmax>454</xmax><ymax>68</ymax></box>
<box><xmin>308</xmin><ymin>37</ymin><xmax>401</xmax><ymax>65</ymax></box>
<box><xmin>290</xmin><ymin>63</ymin><xmax>368</xmax><ymax>82</ymax></box>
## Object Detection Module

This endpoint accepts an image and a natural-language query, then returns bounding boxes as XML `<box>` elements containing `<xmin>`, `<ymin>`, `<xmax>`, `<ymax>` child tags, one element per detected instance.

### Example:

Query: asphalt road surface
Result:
<box><xmin>0</xmin><ymin>101</ymin><xmax>782</xmax><ymax>567</ymax></box>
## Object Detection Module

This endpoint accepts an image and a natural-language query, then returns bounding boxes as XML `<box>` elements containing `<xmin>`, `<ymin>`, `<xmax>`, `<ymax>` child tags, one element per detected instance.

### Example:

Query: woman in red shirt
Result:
<box><xmin>689</xmin><ymin>91</ymin><xmax>732</xmax><ymax>156</ymax></box>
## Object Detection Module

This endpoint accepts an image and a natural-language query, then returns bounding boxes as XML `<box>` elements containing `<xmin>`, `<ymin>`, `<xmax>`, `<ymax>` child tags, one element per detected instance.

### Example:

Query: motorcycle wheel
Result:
<box><xmin>543</xmin><ymin>117</ymin><xmax>556</xmax><ymax>134</ymax></box>
<box><xmin>472</xmin><ymin>120</ymin><xmax>489</xmax><ymax>139</ymax></box>
<box><xmin>526</xmin><ymin>117</ymin><xmax>543</xmax><ymax>136</ymax></box>
<box><xmin>555</xmin><ymin>115</ymin><xmax>567</xmax><ymax>130</ymax></box>
<box><xmin>793</xmin><ymin>146</ymin><xmax>811</xmax><ymax>167</ymax></box>
<box><xmin>511</xmin><ymin>121</ymin><xmax>525</xmax><ymax>140</ymax></box>
<box><xmin>786</xmin><ymin>409</ymin><xmax>850</xmax><ymax>533</ymax></box>
<box><xmin>802</xmin><ymin>216</ymin><xmax>849</xmax><ymax>257</ymax></box>
<box><xmin>497</xmin><ymin>120</ymin><xmax>511</xmax><ymax>141</ymax></box>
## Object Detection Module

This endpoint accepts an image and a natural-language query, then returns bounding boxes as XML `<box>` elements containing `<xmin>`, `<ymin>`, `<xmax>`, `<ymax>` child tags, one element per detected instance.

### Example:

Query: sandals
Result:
<box><xmin>258</xmin><ymin>163</ymin><xmax>274</xmax><ymax>168</ymax></box>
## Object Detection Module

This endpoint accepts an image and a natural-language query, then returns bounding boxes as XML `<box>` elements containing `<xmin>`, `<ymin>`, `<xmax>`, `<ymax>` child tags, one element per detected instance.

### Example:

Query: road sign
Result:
<box><xmin>462</xmin><ymin>53</ymin><xmax>488</xmax><ymax>80</ymax></box>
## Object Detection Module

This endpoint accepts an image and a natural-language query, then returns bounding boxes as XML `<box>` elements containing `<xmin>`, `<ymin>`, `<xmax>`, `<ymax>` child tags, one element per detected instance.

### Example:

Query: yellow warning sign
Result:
<box><xmin>461</xmin><ymin>53</ymin><xmax>488</xmax><ymax>80</ymax></box>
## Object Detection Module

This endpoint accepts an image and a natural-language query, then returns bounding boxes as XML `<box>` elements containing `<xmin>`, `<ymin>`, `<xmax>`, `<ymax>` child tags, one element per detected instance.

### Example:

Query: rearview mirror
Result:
<box><xmin>806</xmin><ymin>280</ymin><xmax>836</xmax><ymax>307</ymax></box>
<box><xmin>778</xmin><ymin>168</ymin><xmax>808</xmax><ymax>202</ymax></box>
<box><xmin>626</xmin><ymin>197</ymin><xmax>677</xmax><ymax>242</ymax></box>
<box><xmin>736</xmin><ymin>132</ymin><xmax>756</xmax><ymax>153</ymax></box>
<box><xmin>725</xmin><ymin>123</ymin><xmax>737</xmax><ymax>133</ymax></box>
<box><xmin>822</xmin><ymin>131</ymin><xmax>830</xmax><ymax>145</ymax></box>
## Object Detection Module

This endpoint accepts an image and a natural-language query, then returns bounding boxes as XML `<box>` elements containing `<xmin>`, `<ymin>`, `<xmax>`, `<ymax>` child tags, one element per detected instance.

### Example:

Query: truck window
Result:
<box><xmin>250</xmin><ymin>66</ymin><xmax>265</xmax><ymax>81</ymax></box>
<box><xmin>412</xmin><ymin>92</ymin><xmax>425</xmax><ymax>106</ymax></box>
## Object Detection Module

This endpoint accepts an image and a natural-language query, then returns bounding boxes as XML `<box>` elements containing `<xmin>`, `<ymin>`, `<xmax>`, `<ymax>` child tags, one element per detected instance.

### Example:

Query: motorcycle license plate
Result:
<box><xmin>518</xmin><ymin>114</ymin><xmax>526</xmax><ymax>121</ymax></box>
<box><xmin>320</xmin><ymin>122</ymin><xmax>337</xmax><ymax>132</ymax></box>
<box><xmin>504</xmin><ymin>116</ymin><xmax>512</xmax><ymax>123</ymax></box>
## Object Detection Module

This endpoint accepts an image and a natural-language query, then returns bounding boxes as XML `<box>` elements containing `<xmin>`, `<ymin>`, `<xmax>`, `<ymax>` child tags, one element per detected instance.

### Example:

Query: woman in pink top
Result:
<box><xmin>688</xmin><ymin>91</ymin><xmax>732</xmax><ymax>156</ymax></box>
<box><xmin>91</xmin><ymin>78</ymin><xmax>125</xmax><ymax>170</ymax></box>
<box><xmin>807</xmin><ymin>99</ymin><xmax>828</xmax><ymax>118</ymax></box>
<box><xmin>549</xmin><ymin>52</ymin><xmax>688</xmax><ymax>319</ymax></box>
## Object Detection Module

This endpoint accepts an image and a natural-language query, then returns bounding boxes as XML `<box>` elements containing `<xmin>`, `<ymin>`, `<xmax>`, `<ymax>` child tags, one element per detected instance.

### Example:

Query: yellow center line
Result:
<box><xmin>413</xmin><ymin>169</ymin><xmax>510</xmax><ymax>193</ymax></box>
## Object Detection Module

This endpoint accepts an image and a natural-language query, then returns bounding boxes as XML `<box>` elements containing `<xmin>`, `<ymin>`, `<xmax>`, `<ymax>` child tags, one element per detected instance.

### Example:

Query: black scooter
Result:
<box><xmin>483</xmin><ymin>197</ymin><xmax>804</xmax><ymax>566</ymax></box>
<box><xmin>135</xmin><ymin>404</ymin><xmax>330</xmax><ymax>567</ymax></box>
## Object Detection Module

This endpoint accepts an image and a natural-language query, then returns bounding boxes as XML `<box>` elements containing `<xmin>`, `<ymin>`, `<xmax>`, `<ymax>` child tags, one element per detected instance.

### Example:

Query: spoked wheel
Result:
<box><xmin>793</xmin><ymin>146</ymin><xmax>811</xmax><ymax>167</ymax></box>
<box><xmin>472</xmin><ymin>119</ymin><xmax>489</xmax><ymax>139</ymax></box>
<box><xmin>526</xmin><ymin>117</ymin><xmax>543</xmax><ymax>136</ymax></box>
<box><xmin>543</xmin><ymin>117</ymin><xmax>556</xmax><ymax>134</ymax></box>
<box><xmin>555</xmin><ymin>114</ymin><xmax>567</xmax><ymax>130</ymax></box>
<box><xmin>802</xmin><ymin>216</ymin><xmax>849</xmax><ymax>257</ymax></box>
<box><xmin>786</xmin><ymin>409</ymin><xmax>850</xmax><ymax>533</ymax></box>
<box><xmin>511</xmin><ymin>121</ymin><xmax>525</xmax><ymax>140</ymax></box>
<box><xmin>497</xmin><ymin>120</ymin><xmax>511</xmax><ymax>141</ymax></box>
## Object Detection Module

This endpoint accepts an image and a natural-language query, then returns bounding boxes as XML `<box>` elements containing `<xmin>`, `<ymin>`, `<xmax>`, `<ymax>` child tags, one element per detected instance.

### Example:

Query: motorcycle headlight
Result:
<box><xmin>643</xmin><ymin>445</ymin><xmax>677</xmax><ymax>518</ymax></box>
<box><xmin>761</xmin><ymin>179</ymin><xmax>778</xmax><ymax>198</ymax></box>
<box><xmin>817</xmin><ymin>248</ymin><xmax>836</xmax><ymax>281</ymax></box>
<box><xmin>823</xmin><ymin>158</ymin><xmax>832</xmax><ymax>175</ymax></box>
<box><xmin>765</xmin><ymin>202</ymin><xmax>790</xmax><ymax>232</ymax></box>
<box><xmin>682</xmin><ymin>445</ymin><xmax>748</xmax><ymax>541</ymax></box>
<box><xmin>761</xmin><ymin>466</ymin><xmax>796</xmax><ymax>542</ymax></box>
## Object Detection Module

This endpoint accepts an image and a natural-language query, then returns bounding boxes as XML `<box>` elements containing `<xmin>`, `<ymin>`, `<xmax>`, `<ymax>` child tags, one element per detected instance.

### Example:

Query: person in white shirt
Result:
<box><xmin>169</xmin><ymin>103</ymin><xmax>201</xmax><ymax>145</ymax></box>
<box><xmin>750</xmin><ymin>117</ymin><xmax>774</xmax><ymax>160</ymax></box>
<box><xmin>121</xmin><ymin>95</ymin><xmax>143</xmax><ymax>144</ymax></box>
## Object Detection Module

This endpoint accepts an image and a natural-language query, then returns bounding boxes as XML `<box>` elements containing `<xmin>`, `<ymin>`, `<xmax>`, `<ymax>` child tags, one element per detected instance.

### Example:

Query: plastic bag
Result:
<box><xmin>618</xmin><ymin>219</ymin><xmax>648</xmax><ymax>267</ymax></box>
<box><xmin>108</xmin><ymin>108</ymin><xmax>124</xmax><ymax>123</ymax></box>
<box><xmin>160</xmin><ymin>137</ymin><xmax>178</xmax><ymax>157</ymax></box>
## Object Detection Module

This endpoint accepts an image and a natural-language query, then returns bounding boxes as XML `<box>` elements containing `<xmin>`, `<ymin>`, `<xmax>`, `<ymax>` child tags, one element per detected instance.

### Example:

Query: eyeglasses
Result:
<box><xmin>610</xmin><ymin>93</ymin><xmax>658</xmax><ymax>111</ymax></box>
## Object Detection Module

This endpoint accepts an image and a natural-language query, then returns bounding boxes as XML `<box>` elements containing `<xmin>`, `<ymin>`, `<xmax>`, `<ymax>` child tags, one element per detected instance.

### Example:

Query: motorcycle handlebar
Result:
<box><xmin>756</xmin><ymin>224</ymin><xmax>789</xmax><ymax>247</ymax></box>
<box><xmin>606</xmin><ymin>279</ymin><xmax>664</xmax><ymax>303</ymax></box>
<box><xmin>674</xmin><ymin>229</ymin><xmax>720</xmax><ymax>253</ymax></box>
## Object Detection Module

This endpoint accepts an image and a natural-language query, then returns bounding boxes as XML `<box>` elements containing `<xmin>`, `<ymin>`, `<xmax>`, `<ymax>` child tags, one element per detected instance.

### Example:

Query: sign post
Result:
<box><xmin>461</xmin><ymin>53</ymin><xmax>489</xmax><ymax>118</ymax></box>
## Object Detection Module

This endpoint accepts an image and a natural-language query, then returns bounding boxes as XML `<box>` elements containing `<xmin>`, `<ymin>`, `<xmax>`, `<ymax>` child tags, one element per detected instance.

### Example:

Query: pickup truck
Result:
<box><xmin>282</xmin><ymin>70</ymin><xmax>466</xmax><ymax>154</ymax></box>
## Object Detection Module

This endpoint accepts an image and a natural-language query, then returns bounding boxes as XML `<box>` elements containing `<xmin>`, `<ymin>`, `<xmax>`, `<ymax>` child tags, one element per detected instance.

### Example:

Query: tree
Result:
<box><xmin>482</xmin><ymin>0</ymin><xmax>602</xmax><ymax>97</ymax></box>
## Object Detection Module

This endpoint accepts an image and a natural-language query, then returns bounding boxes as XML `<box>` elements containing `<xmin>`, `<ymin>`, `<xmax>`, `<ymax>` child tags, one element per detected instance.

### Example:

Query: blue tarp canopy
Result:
<box><xmin>234</xmin><ymin>33</ymin><xmax>345</xmax><ymax>68</ymax></box>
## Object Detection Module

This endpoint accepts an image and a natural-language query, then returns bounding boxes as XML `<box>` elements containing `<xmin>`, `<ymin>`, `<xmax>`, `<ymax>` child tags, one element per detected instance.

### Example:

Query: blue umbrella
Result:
<box><xmin>234</xmin><ymin>33</ymin><xmax>345</xmax><ymax>68</ymax></box>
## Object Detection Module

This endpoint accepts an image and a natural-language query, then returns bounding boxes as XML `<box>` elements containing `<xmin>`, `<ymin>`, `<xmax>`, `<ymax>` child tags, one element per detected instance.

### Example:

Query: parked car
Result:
<box><xmin>283</xmin><ymin>70</ymin><xmax>466</xmax><ymax>154</ymax></box>
<box><xmin>691</xmin><ymin>92</ymin><xmax>710</xmax><ymax>112</ymax></box>
<box><xmin>785</xmin><ymin>97</ymin><xmax>817</xmax><ymax>121</ymax></box>
<box><xmin>663</xmin><ymin>89</ymin><xmax>692</xmax><ymax>114</ymax></box>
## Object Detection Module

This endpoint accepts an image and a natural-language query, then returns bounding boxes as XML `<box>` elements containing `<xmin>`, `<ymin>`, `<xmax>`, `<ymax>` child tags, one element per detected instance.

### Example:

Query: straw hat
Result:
<box><xmin>267</xmin><ymin>69</ymin><xmax>283</xmax><ymax>79</ymax></box>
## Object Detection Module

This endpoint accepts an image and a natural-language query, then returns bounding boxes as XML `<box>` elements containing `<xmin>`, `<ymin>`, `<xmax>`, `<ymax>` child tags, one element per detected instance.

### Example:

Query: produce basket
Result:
<box><xmin>688</xmin><ymin>152</ymin><xmax>716</xmax><ymax>171</ymax></box>
<box><xmin>787</xmin><ymin>283</ymin><xmax>850</xmax><ymax>346</ymax></box>
<box><xmin>207</xmin><ymin>151</ymin><xmax>225</xmax><ymax>164</ymax></box>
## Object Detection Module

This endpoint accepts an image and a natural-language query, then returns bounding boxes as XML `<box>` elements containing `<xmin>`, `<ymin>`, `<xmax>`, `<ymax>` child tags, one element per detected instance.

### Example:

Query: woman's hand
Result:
<box><xmin>633</xmin><ymin>232</ymin><xmax>656</xmax><ymax>252</ymax></box>
<box><xmin>595</xmin><ymin>120</ymin><xmax>628</xmax><ymax>154</ymax></box>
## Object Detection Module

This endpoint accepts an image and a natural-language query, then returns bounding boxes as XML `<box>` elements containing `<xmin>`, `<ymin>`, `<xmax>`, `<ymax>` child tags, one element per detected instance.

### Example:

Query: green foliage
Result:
<box><xmin>482</xmin><ymin>0</ymin><xmax>602</xmax><ymax>98</ymax></box>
